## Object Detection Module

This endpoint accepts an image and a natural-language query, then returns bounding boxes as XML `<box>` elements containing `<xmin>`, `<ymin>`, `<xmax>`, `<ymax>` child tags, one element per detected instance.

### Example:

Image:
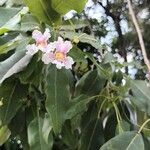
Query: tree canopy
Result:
<box><xmin>0</xmin><ymin>0</ymin><xmax>150</xmax><ymax>150</ymax></box>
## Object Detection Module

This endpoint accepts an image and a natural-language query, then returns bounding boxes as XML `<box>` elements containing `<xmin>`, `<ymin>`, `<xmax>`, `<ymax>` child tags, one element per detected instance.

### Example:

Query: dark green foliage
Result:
<box><xmin>0</xmin><ymin>0</ymin><xmax>150</xmax><ymax>149</ymax></box>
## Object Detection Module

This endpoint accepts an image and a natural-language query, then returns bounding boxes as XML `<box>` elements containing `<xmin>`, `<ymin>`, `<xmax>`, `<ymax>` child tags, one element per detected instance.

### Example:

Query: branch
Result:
<box><xmin>127</xmin><ymin>0</ymin><xmax>150</xmax><ymax>81</ymax></box>
<box><xmin>98</xmin><ymin>1</ymin><xmax>128</xmax><ymax>73</ymax></box>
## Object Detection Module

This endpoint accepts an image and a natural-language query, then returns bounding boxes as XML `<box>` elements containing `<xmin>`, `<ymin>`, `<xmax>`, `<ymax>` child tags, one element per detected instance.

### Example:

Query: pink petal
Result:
<box><xmin>64</xmin><ymin>56</ymin><xmax>74</xmax><ymax>69</ymax></box>
<box><xmin>43</xmin><ymin>28</ymin><xmax>51</xmax><ymax>41</ymax></box>
<box><xmin>55</xmin><ymin>37</ymin><xmax>64</xmax><ymax>51</ymax></box>
<box><xmin>45</xmin><ymin>42</ymin><xmax>56</xmax><ymax>52</ymax></box>
<box><xmin>62</xmin><ymin>41</ymin><xmax>73</xmax><ymax>53</ymax></box>
<box><xmin>26</xmin><ymin>44</ymin><xmax>38</xmax><ymax>55</ymax></box>
<box><xmin>42</xmin><ymin>52</ymin><xmax>54</xmax><ymax>64</ymax></box>
<box><xmin>32</xmin><ymin>30</ymin><xmax>42</xmax><ymax>41</ymax></box>
<box><xmin>55</xmin><ymin>37</ymin><xmax>72</xmax><ymax>53</ymax></box>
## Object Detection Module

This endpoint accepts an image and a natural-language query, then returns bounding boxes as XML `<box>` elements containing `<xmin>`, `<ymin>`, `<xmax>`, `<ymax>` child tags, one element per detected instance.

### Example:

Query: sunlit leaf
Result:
<box><xmin>23</xmin><ymin>0</ymin><xmax>61</xmax><ymax>25</ymax></box>
<box><xmin>51</xmin><ymin>0</ymin><xmax>87</xmax><ymax>15</ymax></box>
<box><xmin>0</xmin><ymin>39</ymin><xmax>31</xmax><ymax>84</ymax></box>
<box><xmin>28</xmin><ymin>116</ymin><xmax>53</xmax><ymax>150</ymax></box>
<box><xmin>131</xmin><ymin>80</ymin><xmax>150</xmax><ymax>115</ymax></box>
<box><xmin>0</xmin><ymin>125</ymin><xmax>11</xmax><ymax>146</ymax></box>
<box><xmin>45</xmin><ymin>65</ymin><xmax>70</xmax><ymax>134</ymax></box>
<box><xmin>100</xmin><ymin>131</ymin><xmax>144</xmax><ymax>150</ymax></box>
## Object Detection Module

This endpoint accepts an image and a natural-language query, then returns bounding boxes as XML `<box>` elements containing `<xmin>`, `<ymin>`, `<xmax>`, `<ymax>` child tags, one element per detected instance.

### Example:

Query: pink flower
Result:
<box><xmin>42</xmin><ymin>42</ymin><xmax>56</xmax><ymax>64</ymax></box>
<box><xmin>26</xmin><ymin>44</ymin><xmax>38</xmax><ymax>55</ymax></box>
<box><xmin>42</xmin><ymin>37</ymin><xmax>74</xmax><ymax>69</ymax></box>
<box><xmin>32</xmin><ymin>28</ymin><xmax>51</xmax><ymax>52</ymax></box>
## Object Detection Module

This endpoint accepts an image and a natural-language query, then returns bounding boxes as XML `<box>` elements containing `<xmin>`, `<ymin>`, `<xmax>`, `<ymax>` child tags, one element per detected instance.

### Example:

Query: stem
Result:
<box><xmin>138</xmin><ymin>118</ymin><xmax>150</xmax><ymax>133</ymax></box>
<box><xmin>112</xmin><ymin>102</ymin><xmax>123</xmax><ymax>133</ymax></box>
<box><xmin>127</xmin><ymin>0</ymin><xmax>150</xmax><ymax>82</ymax></box>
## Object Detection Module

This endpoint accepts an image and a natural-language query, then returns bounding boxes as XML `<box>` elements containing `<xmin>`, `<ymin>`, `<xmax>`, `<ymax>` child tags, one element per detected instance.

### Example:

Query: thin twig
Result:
<box><xmin>127</xmin><ymin>0</ymin><xmax>150</xmax><ymax>82</ymax></box>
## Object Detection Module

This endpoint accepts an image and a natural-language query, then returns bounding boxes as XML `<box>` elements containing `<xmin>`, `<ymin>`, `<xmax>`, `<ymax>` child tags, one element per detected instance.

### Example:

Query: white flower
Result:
<box><xmin>26</xmin><ymin>44</ymin><xmax>38</xmax><ymax>55</ymax></box>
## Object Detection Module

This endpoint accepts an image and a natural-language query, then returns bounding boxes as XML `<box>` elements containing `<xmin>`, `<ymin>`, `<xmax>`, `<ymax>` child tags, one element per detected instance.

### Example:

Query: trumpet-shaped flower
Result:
<box><xmin>32</xmin><ymin>28</ymin><xmax>51</xmax><ymax>52</ymax></box>
<box><xmin>42</xmin><ymin>37</ymin><xmax>74</xmax><ymax>69</ymax></box>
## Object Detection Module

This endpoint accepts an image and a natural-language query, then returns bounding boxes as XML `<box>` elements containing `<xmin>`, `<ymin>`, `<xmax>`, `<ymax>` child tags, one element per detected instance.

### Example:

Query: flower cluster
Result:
<box><xmin>26</xmin><ymin>29</ymin><xmax>74</xmax><ymax>69</ymax></box>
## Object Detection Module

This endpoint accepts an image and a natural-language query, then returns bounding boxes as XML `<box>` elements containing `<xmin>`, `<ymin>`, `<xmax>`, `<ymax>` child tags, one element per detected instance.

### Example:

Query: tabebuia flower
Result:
<box><xmin>42</xmin><ymin>37</ymin><xmax>74</xmax><ymax>69</ymax></box>
<box><xmin>26</xmin><ymin>29</ymin><xmax>74</xmax><ymax>70</ymax></box>
<box><xmin>26</xmin><ymin>28</ymin><xmax>51</xmax><ymax>55</ymax></box>
<box><xmin>32</xmin><ymin>28</ymin><xmax>51</xmax><ymax>52</ymax></box>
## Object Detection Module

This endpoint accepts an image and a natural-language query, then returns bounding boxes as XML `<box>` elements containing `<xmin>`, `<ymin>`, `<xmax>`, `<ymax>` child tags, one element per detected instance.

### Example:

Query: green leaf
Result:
<box><xmin>61</xmin><ymin>19</ymin><xmax>88</xmax><ymax>30</ymax></box>
<box><xmin>68</xmin><ymin>46</ymin><xmax>85</xmax><ymax>62</ymax></box>
<box><xmin>115</xmin><ymin>120</ymin><xmax>130</xmax><ymax>135</ymax></box>
<box><xmin>131</xmin><ymin>80</ymin><xmax>150</xmax><ymax>115</ymax></box>
<box><xmin>42</xmin><ymin>114</ymin><xmax>53</xmax><ymax>144</ymax></box>
<box><xmin>0</xmin><ymin>32</ymin><xmax>19</xmax><ymax>46</ymax></box>
<box><xmin>51</xmin><ymin>0</ymin><xmax>87</xmax><ymax>15</ymax></box>
<box><xmin>23</xmin><ymin>0</ymin><xmax>61</xmax><ymax>25</ymax></box>
<box><xmin>0</xmin><ymin>40</ymin><xmax>19</xmax><ymax>55</ymax></box>
<box><xmin>6</xmin><ymin>0</ymin><xmax>24</xmax><ymax>6</ymax></box>
<box><xmin>61</xmin><ymin>121</ymin><xmax>78</xmax><ymax>149</ymax></box>
<box><xmin>79</xmin><ymin>119</ymin><xmax>104</xmax><ymax>150</ymax></box>
<box><xmin>0</xmin><ymin>7</ymin><xmax>20</xmax><ymax>27</ymax></box>
<box><xmin>19</xmin><ymin>54</ymin><xmax>43</xmax><ymax>88</ymax></box>
<box><xmin>65</xmin><ymin>95</ymin><xmax>92</xmax><ymax>120</ymax></box>
<box><xmin>20</xmin><ymin>14</ymin><xmax>40</xmax><ymax>31</ymax></box>
<box><xmin>104</xmin><ymin>112</ymin><xmax>118</xmax><ymax>141</ymax></box>
<box><xmin>100</xmin><ymin>131</ymin><xmax>144</xmax><ymax>150</ymax></box>
<box><xmin>0</xmin><ymin>125</ymin><xmax>11</xmax><ymax>146</ymax></box>
<box><xmin>0</xmin><ymin>7</ymin><xmax>28</xmax><ymax>35</ymax></box>
<box><xmin>8</xmin><ymin>108</ymin><xmax>26</xmax><ymax>137</ymax></box>
<box><xmin>0</xmin><ymin>39</ymin><xmax>32</xmax><ymax>84</ymax></box>
<box><xmin>28</xmin><ymin>116</ymin><xmax>53</xmax><ymax>150</ymax></box>
<box><xmin>45</xmin><ymin>65</ymin><xmax>70</xmax><ymax>134</ymax></box>
<box><xmin>0</xmin><ymin>79</ymin><xmax>28</xmax><ymax>125</ymax></box>
<box><xmin>60</xmin><ymin>31</ymin><xmax>102</xmax><ymax>52</ymax></box>
<box><xmin>75</xmin><ymin>69</ymin><xmax>106</xmax><ymax>96</ymax></box>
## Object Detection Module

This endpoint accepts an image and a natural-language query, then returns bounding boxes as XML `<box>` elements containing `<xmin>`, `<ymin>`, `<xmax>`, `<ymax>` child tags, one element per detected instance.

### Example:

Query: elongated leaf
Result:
<box><xmin>65</xmin><ymin>95</ymin><xmax>94</xmax><ymax>120</ymax></box>
<box><xmin>1</xmin><ymin>55</ymin><xmax>32</xmax><ymax>84</ymax></box>
<box><xmin>42</xmin><ymin>114</ymin><xmax>53</xmax><ymax>144</ymax></box>
<box><xmin>19</xmin><ymin>55</ymin><xmax>43</xmax><ymax>87</ymax></box>
<box><xmin>0</xmin><ymin>79</ymin><xmax>28</xmax><ymax>125</ymax></box>
<box><xmin>75</xmin><ymin>69</ymin><xmax>106</xmax><ymax>96</ymax></box>
<box><xmin>104</xmin><ymin>112</ymin><xmax>118</xmax><ymax>141</ymax></box>
<box><xmin>100</xmin><ymin>131</ymin><xmax>144</xmax><ymax>150</ymax></box>
<box><xmin>20</xmin><ymin>14</ymin><xmax>40</xmax><ymax>31</ymax></box>
<box><xmin>0</xmin><ymin>7</ymin><xmax>28</xmax><ymax>34</ymax></box>
<box><xmin>8</xmin><ymin>108</ymin><xmax>26</xmax><ymax>137</ymax></box>
<box><xmin>45</xmin><ymin>65</ymin><xmax>70</xmax><ymax>134</ymax></box>
<box><xmin>0</xmin><ymin>40</ymin><xmax>19</xmax><ymax>55</ymax></box>
<box><xmin>79</xmin><ymin>119</ymin><xmax>104</xmax><ymax>150</ymax></box>
<box><xmin>61</xmin><ymin>19</ymin><xmax>88</xmax><ymax>30</ymax></box>
<box><xmin>0</xmin><ymin>39</ymin><xmax>31</xmax><ymax>84</ymax></box>
<box><xmin>28</xmin><ymin>116</ymin><xmax>53</xmax><ymax>150</ymax></box>
<box><xmin>23</xmin><ymin>0</ymin><xmax>60</xmax><ymax>25</ymax></box>
<box><xmin>68</xmin><ymin>46</ymin><xmax>85</xmax><ymax>62</ymax></box>
<box><xmin>131</xmin><ymin>80</ymin><xmax>150</xmax><ymax>115</ymax></box>
<box><xmin>61</xmin><ymin>121</ymin><xmax>78</xmax><ymax>149</ymax></box>
<box><xmin>0</xmin><ymin>125</ymin><xmax>11</xmax><ymax>146</ymax></box>
<box><xmin>51</xmin><ymin>0</ymin><xmax>87</xmax><ymax>15</ymax></box>
<box><xmin>0</xmin><ymin>7</ymin><xmax>20</xmax><ymax>27</ymax></box>
<box><xmin>115</xmin><ymin>120</ymin><xmax>130</xmax><ymax>135</ymax></box>
<box><xmin>0</xmin><ymin>32</ymin><xmax>19</xmax><ymax>46</ymax></box>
